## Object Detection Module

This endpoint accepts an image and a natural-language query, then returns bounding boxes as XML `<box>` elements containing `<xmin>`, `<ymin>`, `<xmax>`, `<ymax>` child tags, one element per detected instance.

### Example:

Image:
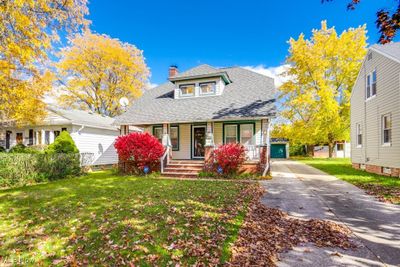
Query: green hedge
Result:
<box><xmin>0</xmin><ymin>153</ymin><xmax>81</xmax><ymax>188</ymax></box>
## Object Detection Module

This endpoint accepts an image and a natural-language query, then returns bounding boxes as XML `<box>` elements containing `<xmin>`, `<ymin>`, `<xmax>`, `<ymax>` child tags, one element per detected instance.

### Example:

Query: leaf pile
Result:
<box><xmin>356</xmin><ymin>183</ymin><xmax>400</xmax><ymax>204</ymax></box>
<box><xmin>227</xmin><ymin>185</ymin><xmax>355</xmax><ymax>266</ymax></box>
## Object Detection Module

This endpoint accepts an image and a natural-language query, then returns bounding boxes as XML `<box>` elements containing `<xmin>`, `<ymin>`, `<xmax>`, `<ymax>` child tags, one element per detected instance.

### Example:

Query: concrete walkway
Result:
<box><xmin>261</xmin><ymin>160</ymin><xmax>400</xmax><ymax>267</ymax></box>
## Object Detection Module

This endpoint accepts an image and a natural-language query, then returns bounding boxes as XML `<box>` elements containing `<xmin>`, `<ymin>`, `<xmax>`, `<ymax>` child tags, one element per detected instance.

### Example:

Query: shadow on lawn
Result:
<box><xmin>0</xmin><ymin>172</ymin><xmax>246</xmax><ymax>266</ymax></box>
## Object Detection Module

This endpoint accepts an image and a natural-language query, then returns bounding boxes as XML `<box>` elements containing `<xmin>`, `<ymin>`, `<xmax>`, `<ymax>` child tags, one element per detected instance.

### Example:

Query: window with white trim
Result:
<box><xmin>180</xmin><ymin>84</ymin><xmax>195</xmax><ymax>96</ymax></box>
<box><xmin>356</xmin><ymin>123</ymin><xmax>362</xmax><ymax>147</ymax></box>
<box><xmin>240</xmin><ymin>124</ymin><xmax>254</xmax><ymax>145</ymax></box>
<box><xmin>366</xmin><ymin>70</ymin><xmax>377</xmax><ymax>99</ymax></box>
<box><xmin>199</xmin><ymin>82</ymin><xmax>216</xmax><ymax>95</ymax></box>
<box><xmin>382</xmin><ymin>114</ymin><xmax>392</xmax><ymax>145</ymax></box>
<box><xmin>153</xmin><ymin>126</ymin><xmax>163</xmax><ymax>143</ymax></box>
<box><xmin>224</xmin><ymin>125</ymin><xmax>238</xmax><ymax>143</ymax></box>
<box><xmin>170</xmin><ymin>126</ymin><xmax>179</xmax><ymax>151</ymax></box>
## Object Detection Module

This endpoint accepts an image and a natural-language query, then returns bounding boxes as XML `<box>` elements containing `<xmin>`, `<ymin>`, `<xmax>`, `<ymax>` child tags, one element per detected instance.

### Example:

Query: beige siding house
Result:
<box><xmin>351</xmin><ymin>43</ymin><xmax>400</xmax><ymax>177</ymax></box>
<box><xmin>114</xmin><ymin>64</ymin><xmax>276</xmax><ymax>177</ymax></box>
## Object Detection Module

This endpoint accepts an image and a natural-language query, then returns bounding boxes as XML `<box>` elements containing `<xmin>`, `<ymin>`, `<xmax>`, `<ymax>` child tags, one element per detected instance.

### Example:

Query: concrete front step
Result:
<box><xmin>164</xmin><ymin>168</ymin><xmax>199</xmax><ymax>174</ymax></box>
<box><xmin>162</xmin><ymin>160</ymin><xmax>204</xmax><ymax>178</ymax></box>
<box><xmin>162</xmin><ymin>172</ymin><xmax>199</xmax><ymax>178</ymax></box>
<box><xmin>169</xmin><ymin>160</ymin><xmax>204</xmax><ymax>164</ymax></box>
<box><xmin>166</xmin><ymin>164</ymin><xmax>203</xmax><ymax>170</ymax></box>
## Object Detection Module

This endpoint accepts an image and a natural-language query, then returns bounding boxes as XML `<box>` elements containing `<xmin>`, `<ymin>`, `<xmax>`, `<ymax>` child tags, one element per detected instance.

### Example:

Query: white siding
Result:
<box><xmin>171</xmin><ymin>124</ymin><xmax>191</xmax><ymax>159</ymax></box>
<box><xmin>351</xmin><ymin>50</ymin><xmax>400</xmax><ymax>168</ymax></box>
<box><xmin>174</xmin><ymin>77</ymin><xmax>225</xmax><ymax>99</ymax></box>
<box><xmin>70</xmin><ymin>126</ymin><xmax>119</xmax><ymax>165</ymax></box>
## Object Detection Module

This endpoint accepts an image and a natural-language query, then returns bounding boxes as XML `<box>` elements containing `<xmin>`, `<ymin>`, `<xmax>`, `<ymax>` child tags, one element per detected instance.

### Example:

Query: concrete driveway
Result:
<box><xmin>261</xmin><ymin>160</ymin><xmax>400</xmax><ymax>267</ymax></box>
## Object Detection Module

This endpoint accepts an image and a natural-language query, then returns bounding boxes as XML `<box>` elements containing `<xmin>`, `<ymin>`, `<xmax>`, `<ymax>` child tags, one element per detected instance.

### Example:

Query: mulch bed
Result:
<box><xmin>226</xmin><ymin>184</ymin><xmax>356</xmax><ymax>266</ymax></box>
<box><xmin>356</xmin><ymin>183</ymin><xmax>400</xmax><ymax>204</ymax></box>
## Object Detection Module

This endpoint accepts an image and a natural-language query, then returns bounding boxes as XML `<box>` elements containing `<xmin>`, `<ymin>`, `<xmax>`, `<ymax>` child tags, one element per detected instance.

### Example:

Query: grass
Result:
<box><xmin>0</xmin><ymin>171</ymin><xmax>253</xmax><ymax>266</ymax></box>
<box><xmin>296</xmin><ymin>157</ymin><xmax>400</xmax><ymax>204</ymax></box>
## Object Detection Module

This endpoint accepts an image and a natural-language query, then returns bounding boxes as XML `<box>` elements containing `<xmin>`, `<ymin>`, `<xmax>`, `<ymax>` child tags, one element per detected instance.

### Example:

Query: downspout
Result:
<box><xmin>77</xmin><ymin>125</ymin><xmax>85</xmax><ymax>134</ymax></box>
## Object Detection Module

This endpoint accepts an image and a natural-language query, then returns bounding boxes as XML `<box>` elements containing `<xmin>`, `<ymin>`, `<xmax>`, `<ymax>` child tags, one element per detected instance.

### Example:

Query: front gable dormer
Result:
<box><xmin>168</xmin><ymin>64</ymin><xmax>232</xmax><ymax>99</ymax></box>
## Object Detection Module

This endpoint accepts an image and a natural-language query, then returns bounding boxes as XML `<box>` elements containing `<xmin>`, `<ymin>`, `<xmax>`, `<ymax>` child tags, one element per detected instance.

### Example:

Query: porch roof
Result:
<box><xmin>114</xmin><ymin>66</ymin><xmax>276</xmax><ymax>126</ymax></box>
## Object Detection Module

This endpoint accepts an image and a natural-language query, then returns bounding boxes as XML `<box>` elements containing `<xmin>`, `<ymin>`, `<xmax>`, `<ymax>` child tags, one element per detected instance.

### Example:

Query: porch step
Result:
<box><xmin>162</xmin><ymin>172</ymin><xmax>199</xmax><ymax>178</ymax></box>
<box><xmin>166</xmin><ymin>164</ymin><xmax>203</xmax><ymax>170</ymax></box>
<box><xmin>169</xmin><ymin>160</ymin><xmax>204</xmax><ymax>165</ymax></box>
<box><xmin>164</xmin><ymin>167</ymin><xmax>200</xmax><ymax>174</ymax></box>
<box><xmin>162</xmin><ymin>160</ymin><xmax>204</xmax><ymax>178</ymax></box>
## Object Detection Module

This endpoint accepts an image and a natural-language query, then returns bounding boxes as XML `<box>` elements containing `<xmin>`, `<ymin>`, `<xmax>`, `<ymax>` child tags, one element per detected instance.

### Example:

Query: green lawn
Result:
<box><xmin>296</xmin><ymin>158</ymin><xmax>400</xmax><ymax>204</ymax></box>
<box><xmin>0</xmin><ymin>171</ymin><xmax>252</xmax><ymax>266</ymax></box>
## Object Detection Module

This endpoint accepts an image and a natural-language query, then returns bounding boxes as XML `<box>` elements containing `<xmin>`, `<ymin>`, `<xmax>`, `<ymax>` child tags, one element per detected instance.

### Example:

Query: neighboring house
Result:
<box><xmin>114</xmin><ymin>64</ymin><xmax>276</xmax><ymax>177</ymax></box>
<box><xmin>313</xmin><ymin>141</ymin><xmax>351</xmax><ymax>158</ymax></box>
<box><xmin>0</xmin><ymin>107</ymin><xmax>135</xmax><ymax>166</ymax></box>
<box><xmin>351</xmin><ymin>42</ymin><xmax>400</xmax><ymax>177</ymax></box>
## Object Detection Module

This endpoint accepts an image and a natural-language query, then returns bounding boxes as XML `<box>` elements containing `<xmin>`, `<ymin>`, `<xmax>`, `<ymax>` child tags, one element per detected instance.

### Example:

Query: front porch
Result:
<box><xmin>120</xmin><ymin>119</ymin><xmax>271</xmax><ymax>176</ymax></box>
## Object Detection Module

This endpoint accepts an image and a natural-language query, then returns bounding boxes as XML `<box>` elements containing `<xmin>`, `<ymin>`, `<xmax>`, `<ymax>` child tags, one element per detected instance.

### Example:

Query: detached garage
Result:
<box><xmin>270</xmin><ymin>138</ymin><xmax>289</xmax><ymax>159</ymax></box>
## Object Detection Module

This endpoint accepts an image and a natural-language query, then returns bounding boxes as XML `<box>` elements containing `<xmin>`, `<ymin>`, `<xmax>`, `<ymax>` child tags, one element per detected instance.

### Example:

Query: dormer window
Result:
<box><xmin>199</xmin><ymin>82</ymin><xmax>216</xmax><ymax>95</ymax></box>
<box><xmin>180</xmin><ymin>84</ymin><xmax>195</xmax><ymax>97</ymax></box>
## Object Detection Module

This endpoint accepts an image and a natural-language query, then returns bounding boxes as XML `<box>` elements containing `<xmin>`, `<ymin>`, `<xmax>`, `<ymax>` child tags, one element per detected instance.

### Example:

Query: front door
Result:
<box><xmin>192</xmin><ymin>126</ymin><xmax>206</xmax><ymax>158</ymax></box>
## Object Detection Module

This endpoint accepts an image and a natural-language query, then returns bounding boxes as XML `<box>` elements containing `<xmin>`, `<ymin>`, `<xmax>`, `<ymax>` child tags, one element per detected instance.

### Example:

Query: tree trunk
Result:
<box><xmin>306</xmin><ymin>145</ymin><xmax>314</xmax><ymax>157</ymax></box>
<box><xmin>328</xmin><ymin>143</ymin><xmax>334</xmax><ymax>158</ymax></box>
<box><xmin>328</xmin><ymin>133</ymin><xmax>335</xmax><ymax>158</ymax></box>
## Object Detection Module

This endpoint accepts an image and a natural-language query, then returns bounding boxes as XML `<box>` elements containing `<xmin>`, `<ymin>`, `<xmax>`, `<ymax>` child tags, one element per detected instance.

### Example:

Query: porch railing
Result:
<box><xmin>245</xmin><ymin>145</ymin><xmax>260</xmax><ymax>161</ymax></box>
<box><xmin>160</xmin><ymin>146</ymin><xmax>170</xmax><ymax>174</ymax></box>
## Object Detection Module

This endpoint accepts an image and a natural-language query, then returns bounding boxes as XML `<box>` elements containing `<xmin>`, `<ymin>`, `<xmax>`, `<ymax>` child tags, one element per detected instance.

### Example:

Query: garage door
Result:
<box><xmin>271</xmin><ymin>144</ymin><xmax>286</xmax><ymax>158</ymax></box>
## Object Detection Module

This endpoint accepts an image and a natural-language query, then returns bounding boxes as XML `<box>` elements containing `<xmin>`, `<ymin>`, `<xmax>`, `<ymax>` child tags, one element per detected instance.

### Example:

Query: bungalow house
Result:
<box><xmin>114</xmin><ymin>64</ymin><xmax>276</xmax><ymax>177</ymax></box>
<box><xmin>351</xmin><ymin>42</ymin><xmax>400</xmax><ymax>177</ymax></box>
<box><xmin>0</xmin><ymin>106</ymin><xmax>139</xmax><ymax>166</ymax></box>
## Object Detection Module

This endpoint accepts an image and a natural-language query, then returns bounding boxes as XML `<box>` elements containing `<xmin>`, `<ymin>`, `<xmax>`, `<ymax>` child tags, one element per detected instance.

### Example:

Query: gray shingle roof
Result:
<box><xmin>48</xmin><ymin>107</ymin><xmax>118</xmax><ymax>130</ymax></box>
<box><xmin>172</xmin><ymin>64</ymin><xmax>219</xmax><ymax>78</ymax></box>
<box><xmin>114</xmin><ymin>65</ymin><xmax>276</xmax><ymax>125</ymax></box>
<box><xmin>169</xmin><ymin>64</ymin><xmax>232</xmax><ymax>83</ymax></box>
<box><xmin>370</xmin><ymin>42</ymin><xmax>400</xmax><ymax>62</ymax></box>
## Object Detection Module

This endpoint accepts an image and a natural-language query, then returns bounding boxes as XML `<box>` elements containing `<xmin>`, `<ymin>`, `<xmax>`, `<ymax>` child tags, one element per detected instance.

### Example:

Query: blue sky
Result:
<box><xmin>86</xmin><ymin>0</ymin><xmax>396</xmax><ymax>85</ymax></box>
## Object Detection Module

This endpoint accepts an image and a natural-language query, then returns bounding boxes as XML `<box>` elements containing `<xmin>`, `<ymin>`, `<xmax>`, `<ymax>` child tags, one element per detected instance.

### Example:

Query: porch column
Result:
<box><xmin>204</xmin><ymin>122</ymin><xmax>214</xmax><ymax>163</ymax></box>
<box><xmin>120</xmin><ymin>125</ymin><xmax>129</xmax><ymax>135</ymax></box>
<box><xmin>41</xmin><ymin>129</ymin><xmax>45</xmax><ymax>145</ymax></box>
<box><xmin>162</xmin><ymin>123</ymin><xmax>171</xmax><ymax>147</ymax></box>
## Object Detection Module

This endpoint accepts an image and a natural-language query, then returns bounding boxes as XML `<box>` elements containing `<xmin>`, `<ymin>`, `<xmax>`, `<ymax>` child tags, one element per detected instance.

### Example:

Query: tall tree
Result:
<box><xmin>56</xmin><ymin>31</ymin><xmax>149</xmax><ymax>117</ymax></box>
<box><xmin>279</xmin><ymin>21</ymin><xmax>367</xmax><ymax>157</ymax></box>
<box><xmin>324</xmin><ymin>0</ymin><xmax>400</xmax><ymax>44</ymax></box>
<box><xmin>0</xmin><ymin>0</ymin><xmax>89</xmax><ymax>125</ymax></box>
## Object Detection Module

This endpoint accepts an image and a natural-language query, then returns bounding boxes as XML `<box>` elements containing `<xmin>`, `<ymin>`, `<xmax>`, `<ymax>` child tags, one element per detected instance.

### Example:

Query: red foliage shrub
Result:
<box><xmin>114</xmin><ymin>132</ymin><xmax>165</xmax><ymax>174</ymax></box>
<box><xmin>209</xmin><ymin>143</ymin><xmax>246</xmax><ymax>176</ymax></box>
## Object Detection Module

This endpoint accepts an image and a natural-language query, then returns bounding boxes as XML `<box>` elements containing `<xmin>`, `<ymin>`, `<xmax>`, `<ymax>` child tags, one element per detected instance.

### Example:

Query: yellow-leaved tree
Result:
<box><xmin>278</xmin><ymin>21</ymin><xmax>367</xmax><ymax>157</ymax></box>
<box><xmin>0</xmin><ymin>0</ymin><xmax>89</xmax><ymax>125</ymax></box>
<box><xmin>56</xmin><ymin>31</ymin><xmax>150</xmax><ymax>117</ymax></box>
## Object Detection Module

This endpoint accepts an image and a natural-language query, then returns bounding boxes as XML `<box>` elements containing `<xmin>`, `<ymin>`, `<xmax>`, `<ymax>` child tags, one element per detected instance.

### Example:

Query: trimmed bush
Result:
<box><xmin>8</xmin><ymin>144</ymin><xmax>42</xmax><ymax>154</ymax></box>
<box><xmin>9</xmin><ymin>144</ymin><xmax>27</xmax><ymax>153</ymax></box>
<box><xmin>114</xmin><ymin>132</ymin><xmax>164</xmax><ymax>174</ymax></box>
<box><xmin>206</xmin><ymin>143</ymin><xmax>246</xmax><ymax>177</ymax></box>
<box><xmin>45</xmin><ymin>131</ymin><xmax>79</xmax><ymax>154</ymax></box>
<box><xmin>0</xmin><ymin>153</ymin><xmax>81</xmax><ymax>188</ymax></box>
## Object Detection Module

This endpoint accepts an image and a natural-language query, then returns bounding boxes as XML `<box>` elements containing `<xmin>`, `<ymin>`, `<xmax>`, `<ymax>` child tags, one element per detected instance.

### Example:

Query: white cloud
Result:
<box><xmin>146</xmin><ymin>82</ymin><xmax>158</xmax><ymax>89</ymax></box>
<box><xmin>243</xmin><ymin>64</ymin><xmax>291</xmax><ymax>88</ymax></box>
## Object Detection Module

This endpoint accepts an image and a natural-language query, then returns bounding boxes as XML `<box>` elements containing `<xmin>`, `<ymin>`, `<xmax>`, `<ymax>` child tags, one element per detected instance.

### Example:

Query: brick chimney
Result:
<box><xmin>169</xmin><ymin>65</ymin><xmax>178</xmax><ymax>78</ymax></box>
